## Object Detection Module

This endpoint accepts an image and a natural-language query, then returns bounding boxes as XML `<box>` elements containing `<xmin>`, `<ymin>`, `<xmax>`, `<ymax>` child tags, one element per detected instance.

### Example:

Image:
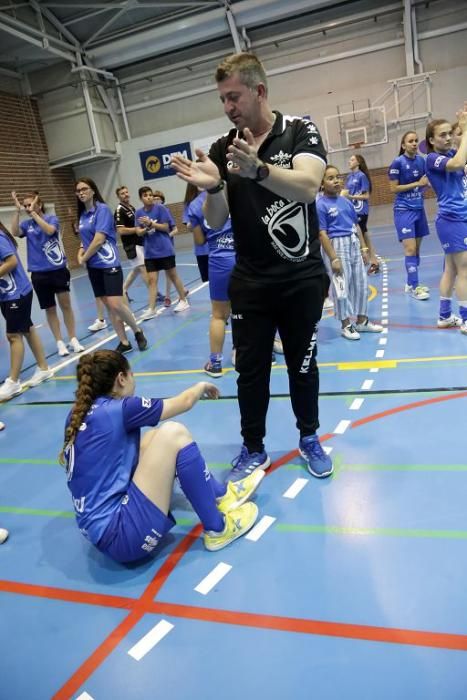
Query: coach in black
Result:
<box><xmin>114</xmin><ymin>185</ymin><xmax>147</xmax><ymax>301</ymax></box>
<box><xmin>172</xmin><ymin>52</ymin><xmax>332</xmax><ymax>481</ymax></box>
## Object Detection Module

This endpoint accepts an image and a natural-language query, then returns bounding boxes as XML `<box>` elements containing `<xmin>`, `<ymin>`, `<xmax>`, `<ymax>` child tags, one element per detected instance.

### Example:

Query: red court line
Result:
<box><xmin>351</xmin><ymin>391</ymin><xmax>467</xmax><ymax>429</ymax></box>
<box><xmin>0</xmin><ymin>580</ymin><xmax>134</xmax><ymax>610</ymax></box>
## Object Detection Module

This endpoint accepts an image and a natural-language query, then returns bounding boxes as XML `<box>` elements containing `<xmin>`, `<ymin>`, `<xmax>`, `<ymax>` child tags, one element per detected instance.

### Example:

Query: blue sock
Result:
<box><xmin>459</xmin><ymin>302</ymin><xmax>467</xmax><ymax>323</ymax></box>
<box><xmin>209</xmin><ymin>352</ymin><xmax>222</xmax><ymax>363</ymax></box>
<box><xmin>405</xmin><ymin>255</ymin><xmax>418</xmax><ymax>288</ymax></box>
<box><xmin>439</xmin><ymin>297</ymin><xmax>452</xmax><ymax>319</ymax></box>
<box><xmin>416</xmin><ymin>255</ymin><xmax>420</xmax><ymax>266</ymax></box>
<box><xmin>175</xmin><ymin>442</ymin><xmax>224</xmax><ymax>532</ymax></box>
<box><xmin>210</xmin><ymin>475</ymin><xmax>227</xmax><ymax>498</ymax></box>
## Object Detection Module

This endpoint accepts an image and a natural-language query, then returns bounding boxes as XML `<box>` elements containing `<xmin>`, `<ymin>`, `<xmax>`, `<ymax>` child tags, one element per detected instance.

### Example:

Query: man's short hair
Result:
<box><xmin>115</xmin><ymin>185</ymin><xmax>127</xmax><ymax>197</ymax></box>
<box><xmin>215</xmin><ymin>52</ymin><xmax>268</xmax><ymax>95</ymax></box>
<box><xmin>138</xmin><ymin>186</ymin><xmax>153</xmax><ymax>198</ymax></box>
<box><xmin>153</xmin><ymin>190</ymin><xmax>165</xmax><ymax>203</ymax></box>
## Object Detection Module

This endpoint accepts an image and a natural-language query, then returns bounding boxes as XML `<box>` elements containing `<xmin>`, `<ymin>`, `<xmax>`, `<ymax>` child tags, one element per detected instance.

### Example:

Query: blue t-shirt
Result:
<box><xmin>78</xmin><ymin>202</ymin><xmax>121</xmax><ymax>269</ymax></box>
<box><xmin>426</xmin><ymin>150</ymin><xmax>467</xmax><ymax>221</ymax></box>
<box><xmin>134</xmin><ymin>204</ymin><xmax>174</xmax><ymax>259</ymax></box>
<box><xmin>345</xmin><ymin>170</ymin><xmax>370</xmax><ymax>216</ymax></box>
<box><xmin>65</xmin><ymin>394</ymin><xmax>163</xmax><ymax>545</ymax></box>
<box><xmin>388</xmin><ymin>154</ymin><xmax>426</xmax><ymax>210</ymax></box>
<box><xmin>184</xmin><ymin>191</ymin><xmax>235</xmax><ymax>258</ymax></box>
<box><xmin>317</xmin><ymin>194</ymin><xmax>358</xmax><ymax>239</ymax></box>
<box><xmin>19</xmin><ymin>214</ymin><xmax>67</xmax><ymax>272</ymax></box>
<box><xmin>0</xmin><ymin>232</ymin><xmax>33</xmax><ymax>301</ymax></box>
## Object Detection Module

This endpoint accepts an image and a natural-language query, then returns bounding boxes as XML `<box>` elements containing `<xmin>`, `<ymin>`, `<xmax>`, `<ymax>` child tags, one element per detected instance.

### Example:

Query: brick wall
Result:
<box><xmin>0</xmin><ymin>91</ymin><xmax>80</xmax><ymax>267</ymax></box>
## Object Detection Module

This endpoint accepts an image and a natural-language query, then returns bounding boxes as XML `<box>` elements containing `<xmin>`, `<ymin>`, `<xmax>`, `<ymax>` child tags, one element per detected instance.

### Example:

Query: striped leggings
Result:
<box><xmin>324</xmin><ymin>234</ymin><xmax>368</xmax><ymax>321</ymax></box>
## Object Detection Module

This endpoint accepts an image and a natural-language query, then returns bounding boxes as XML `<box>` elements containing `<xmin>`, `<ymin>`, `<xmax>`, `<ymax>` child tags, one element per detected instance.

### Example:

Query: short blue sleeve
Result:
<box><xmin>122</xmin><ymin>396</ymin><xmax>164</xmax><ymax>430</ymax></box>
<box><xmin>94</xmin><ymin>204</ymin><xmax>115</xmax><ymax>237</ymax></box>
<box><xmin>359</xmin><ymin>172</ymin><xmax>370</xmax><ymax>192</ymax></box>
<box><xmin>426</xmin><ymin>152</ymin><xmax>450</xmax><ymax>173</ymax></box>
<box><xmin>388</xmin><ymin>157</ymin><xmax>400</xmax><ymax>180</ymax></box>
<box><xmin>316</xmin><ymin>199</ymin><xmax>328</xmax><ymax>232</ymax></box>
<box><xmin>19</xmin><ymin>221</ymin><xmax>28</xmax><ymax>238</ymax></box>
<box><xmin>0</xmin><ymin>236</ymin><xmax>16</xmax><ymax>261</ymax></box>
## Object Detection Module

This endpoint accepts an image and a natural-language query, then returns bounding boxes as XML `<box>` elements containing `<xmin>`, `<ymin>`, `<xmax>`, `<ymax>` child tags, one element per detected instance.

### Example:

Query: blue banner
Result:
<box><xmin>139</xmin><ymin>142</ymin><xmax>192</xmax><ymax>180</ymax></box>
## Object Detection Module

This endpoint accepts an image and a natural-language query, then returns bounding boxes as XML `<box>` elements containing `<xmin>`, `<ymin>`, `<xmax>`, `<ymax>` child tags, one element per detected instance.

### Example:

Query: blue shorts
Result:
<box><xmin>394</xmin><ymin>209</ymin><xmax>430</xmax><ymax>241</ymax></box>
<box><xmin>435</xmin><ymin>216</ymin><xmax>467</xmax><ymax>254</ymax></box>
<box><xmin>209</xmin><ymin>254</ymin><xmax>235</xmax><ymax>302</ymax></box>
<box><xmin>96</xmin><ymin>481</ymin><xmax>176</xmax><ymax>563</ymax></box>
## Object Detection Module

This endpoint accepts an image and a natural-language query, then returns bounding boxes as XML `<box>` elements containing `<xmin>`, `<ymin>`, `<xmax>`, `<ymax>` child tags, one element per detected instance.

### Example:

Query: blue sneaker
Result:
<box><xmin>228</xmin><ymin>446</ymin><xmax>271</xmax><ymax>482</ymax></box>
<box><xmin>204</xmin><ymin>359</ymin><xmax>223</xmax><ymax>378</ymax></box>
<box><xmin>299</xmin><ymin>435</ymin><xmax>333</xmax><ymax>478</ymax></box>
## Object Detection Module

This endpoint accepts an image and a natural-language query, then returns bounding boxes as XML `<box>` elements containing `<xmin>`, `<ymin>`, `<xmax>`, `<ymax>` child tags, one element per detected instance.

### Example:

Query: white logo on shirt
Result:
<box><xmin>402</xmin><ymin>227</ymin><xmax>412</xmax><ymax>234</ymax></box>
<box><xmin>262</xmin><ymin>200</ymin><xmax>309</xmax><ymax>261</ymax></box>
<box><xmin>0</xmin><ymin>272</ymin><xmax>17</xmax><ymax>296</ymax></box>
<box><xmin>141</xmin><ymin>397</ymin><xmax>151</xmax><ymax>408</ymax></box>
<box><xmin>43</xmin><ymin>239</ymin><xmax>65</xmax><ymax>266</ymax></box>
<box><xmin>270</xmin><ymin>150</ymin><xmax>292</xmax><ymax>168</ymax></box>
<box><xmin>328</xmin><ymin>207</ymin><xmax>339</xmax><ymax>218</ymax></box>
<box><xmin>97</xmin><ymin>241</ymin><xmax>117</xmax><ymax>264</ymax></box>
<box><xmin>434</xmin><ymin>156</ymin><xmax>444</xmax><ymax>168</ymax></box>
<box><xmin>73</xmin><ymin>496</ymin><xmax>85</xmax><ymax>513</ymax></box>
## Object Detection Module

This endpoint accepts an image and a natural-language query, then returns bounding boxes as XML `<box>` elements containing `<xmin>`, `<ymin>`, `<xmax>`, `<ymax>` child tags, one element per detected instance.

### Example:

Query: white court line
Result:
<box><xmin>194</xmin><ymin>562</ymin><xmax>232</xmax><ymax>595</ymax></box>
<box><xmin>381</xmin><ymin>310</ymin><xmax>388</xmax><ymax>317</ymax></box>
<box><xmin>324</xmin><ymin>445</ymin><xmax>333</xmax><ymax>455</ymax></box>
<box><xmin>283</xmin><ymin>478</ymin><xmax>309</xmax><ymax>499</ymax></box>
<box><xmin>349</xmin><ymin>398</ymin><xmax>364</xmax><ymax>410</ymax></box>
<box><xmin>334</xmin><ymin>419</ymin><xmax>351</xmax><ymax>434</ymax></box>
<box><xmin>128</xmin><ymin>620</ymin><xmax>174</xmax><ymax>661</ymax></box>
<box><xmin>76</xmin><ymin>693</ymin><xmax>95</xmax><ymax>700</ymax></box>
<box><xmin>245</xmin><ymin>515</ymin><xmax>276</xmax><ymax>542</ymax></box>
<box><xmin>361</xmin><ymin>379</ymin><xmax>374</xmax><ymax>390</ymax></box>
<box><xmin>370</xmin><ymin>367</ymin><xmax>379</xmax><ymax>373</ymax></box>
<box><xmin>376</xmin><ymin>349</ymin><xmax>385</xmax><ymax>358</ymax></box>
<box><xmin>382</xmin><ymin>318</ymin><xmax>389</xmax><ymax>325</ymax></box>
<box><xmin>379</xmin><ymin>337</ymin><xmax>388</xmax><ymax>345</ymax></box>
<box><xmin>382</xmin><ymin>327</ymin><xmax>388</xmax><ymax>334</ymax></box>
<box><xmin>382</xmin><ymin>303</ymin><xmax>388</xmax><ymax>310</ymax></box>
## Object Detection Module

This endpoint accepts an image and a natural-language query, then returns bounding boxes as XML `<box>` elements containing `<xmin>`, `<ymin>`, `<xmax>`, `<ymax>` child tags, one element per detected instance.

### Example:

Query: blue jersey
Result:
<box><xmin>388</xmin><ymin>154</ymin><xmax>426</xmax><ymax>210</ymax></box>
<box><xmin>345</xmin><ymin>170</ymin><xmax>370</xmax><ymax>216</ymax></box>
<box><xmin>79</xmin><ymin>202</ymin><xmax>120</xmax><ymax>269</ymax></box>
<box><xmin>19</xmin><ymin>214</ymin><xmax>66</xmax><ymax>271</ymax></box>
<box><xmin>135</xmin><ymin>204</ymin><xmax>174</xmax><ymax>259</ymax></box>
<box><xmin>317</xmin><ymin>194</ymin><xmax>358</xmax><ymax>239</ymax></box>
<box><xmin>426</xmin><ymin>150</ymin><xmax>467</xmax><ymax>221</ymax></box>
<box><xmin>184</xmin><ymin>191</ymin><xmax>235</xmax><ymax>258</ymax></box>
<box><xmin>0</xmin><ymin>232</ymin><xmax>32</xmax><ymax>301</ymax></box>
<box><xmin>65</xmin><ymin>395</ymin><xmax>163</xmax><ymax>545</ymax></box>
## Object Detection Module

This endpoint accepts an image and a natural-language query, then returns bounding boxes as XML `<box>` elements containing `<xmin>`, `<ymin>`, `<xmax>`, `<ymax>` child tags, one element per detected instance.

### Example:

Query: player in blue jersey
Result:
<box><xmin>388</xmin><ymin>132</ymin><xmax>431</xmax><ymax>301</ymax></box>
<box><xmin>426</xmin><ymin>108</ymin><xmax>467</xmax><ymax>334</ymax></box>
<box><xmin>183</xmin><ymin>183</ymin><xmax>210</xmax><ymax>283</ymax></box>
<box><xmin>153</xmin><ymin>189</ymin><xmax>189</xmax><ymax>307</ymax></box>
<box><xmin>318</xmin><ymin>166</ymin><xmax>383</xmax><ymax>340</ymax></box>
<box><xmin>343</xmin><ymin>153</ymin><xmax>380</xmax><ymax>274</ymax></box>
<box><xmin>0</xmin><ymin>222</ymin><xmax>53</xmax><ymax>401</ymax></box>
<box><xmin>60</xmin><ymin>349</ymin><xmax>262</xmax><ymax>562</ymax></box>
<box><xmin>75</xmin><ymin>177</ymin><xmax>147</xmax><ymax>354</ymax></box>
<box><xmin>11</xmin><ymin>190</ymin><xmax>84</xmax><ymax>356</ymax></box>
<box><xmin>135</xmin><ymin>187</ymin><xmax>189</xmax><ymax>319</ymax></box>
<box><xmin>184</xmin><ymin>185</ymin><xmax>236</xmax><ymax>376</ymax></box>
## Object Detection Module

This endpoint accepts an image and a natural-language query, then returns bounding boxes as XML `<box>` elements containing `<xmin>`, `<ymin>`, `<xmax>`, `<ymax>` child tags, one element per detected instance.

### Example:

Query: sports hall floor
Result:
<box><xmin>1</xmin><ymin>207</ymin><xmax>466</xmax><ymax>699</ymax></box>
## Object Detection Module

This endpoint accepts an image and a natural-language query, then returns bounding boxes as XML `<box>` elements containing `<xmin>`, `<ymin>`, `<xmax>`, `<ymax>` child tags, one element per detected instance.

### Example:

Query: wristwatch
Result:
<box><xmin>255</xmin><ymin>162</ymin><xmax>270</xmax><ymax>182</ymax></box>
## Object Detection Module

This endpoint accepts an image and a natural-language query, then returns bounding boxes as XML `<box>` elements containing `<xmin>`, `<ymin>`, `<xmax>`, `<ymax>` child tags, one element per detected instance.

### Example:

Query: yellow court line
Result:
<box><xmin>368</xmin><ymin>284</ymin><xmax>377</xmax><ymax>302</ymax></box>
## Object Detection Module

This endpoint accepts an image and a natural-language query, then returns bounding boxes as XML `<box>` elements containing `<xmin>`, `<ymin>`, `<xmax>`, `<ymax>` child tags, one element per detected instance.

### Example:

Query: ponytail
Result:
<box><xmin>355</xmin><ymin>154</ymin><xmax>372</xmax><ymax>193</ymax></box>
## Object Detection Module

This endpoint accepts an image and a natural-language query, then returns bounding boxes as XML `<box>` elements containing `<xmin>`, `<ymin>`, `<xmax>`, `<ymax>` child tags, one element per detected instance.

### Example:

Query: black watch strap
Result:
<box><xmin>206</xmin><ymin>180</ymin><xmax>225</xmax><ymax>195</ymax></box>
<box><xmin>255</xmin><ymin>162</ymin><xmax>270</xmax><ymax>182</ymax></box>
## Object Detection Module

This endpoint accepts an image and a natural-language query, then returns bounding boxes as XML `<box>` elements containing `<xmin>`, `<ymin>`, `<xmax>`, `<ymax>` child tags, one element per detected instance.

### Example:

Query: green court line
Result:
<box><xmin>0</xmin><ymin>506</ymin><xmax>74</xmax><ymax>518</ymax></box>
<box><xmin>276</xmin><ymin>524</ymin><xmax>467</xmax><ymax>539</ymax></box>
<box><xmin>0</xmin><ymin>458</ymin><xmax>59</xmax><ymax>465</ymax></box>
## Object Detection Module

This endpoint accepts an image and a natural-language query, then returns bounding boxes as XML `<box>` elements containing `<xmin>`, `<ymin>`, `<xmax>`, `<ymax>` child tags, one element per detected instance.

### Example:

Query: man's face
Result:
<box><xmin>118</xmin><ymin>188</ymin><xmax>130</xmax><ymax>204</ymax></box>
<box><xmin>218</xmin><ymin>73</ymin><xmax>260</xmax><ymax>131</ymax></box>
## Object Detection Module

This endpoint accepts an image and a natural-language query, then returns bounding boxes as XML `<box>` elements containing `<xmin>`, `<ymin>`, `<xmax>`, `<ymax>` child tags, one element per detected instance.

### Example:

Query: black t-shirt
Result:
<box><xmin>209</xmin><ymin>111</ymin><xmax>327</xmax><ymax>282</ymax></box>
<box><xmin>114</xmin><ymin>203</ymin><xmax>141</xmax><ymax>253</ymax></box>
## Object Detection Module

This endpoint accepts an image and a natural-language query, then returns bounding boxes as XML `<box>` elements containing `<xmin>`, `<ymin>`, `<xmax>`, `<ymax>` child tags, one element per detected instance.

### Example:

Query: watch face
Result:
<box><xmin>256</xmin><ymin>164</ymin><xmax>269</xmax><ymax>181</ymax></box>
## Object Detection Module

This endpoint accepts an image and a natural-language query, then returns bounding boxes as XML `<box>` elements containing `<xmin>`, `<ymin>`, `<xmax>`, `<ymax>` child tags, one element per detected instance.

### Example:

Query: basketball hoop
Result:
<box><xmin>349</xmin><ymin>142</ymin><xmax>363</xmax><ymax>150</ymax></box>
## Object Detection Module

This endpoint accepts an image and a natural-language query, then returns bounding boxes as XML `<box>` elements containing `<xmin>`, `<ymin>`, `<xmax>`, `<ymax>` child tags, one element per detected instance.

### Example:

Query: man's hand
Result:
<box><xmin>226</xmin><ymin>128</ymin><xmax>260</xmax><ymax>178</ymax></box>
<box><xmin>171</xmin><ymin>149</ymin><xmax>221</xmax><ymax>190</ymax></box>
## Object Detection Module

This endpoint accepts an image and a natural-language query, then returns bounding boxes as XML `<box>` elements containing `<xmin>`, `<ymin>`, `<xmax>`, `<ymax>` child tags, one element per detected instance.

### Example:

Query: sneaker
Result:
<box><xmin>203</xmin><ymin>502</ymin><xmax>259</xmax><ymax>551</ymax></box>
<box><xmin>204</xmin><ymin>360</ymin><xmax>223</xmax><ymax>378</ymax></box>
<box><xmin>461</xmin><ymin>322</ymin><xmax>467</xmax><ymax>335</ymax></box>
<box><xmin>26</xmin><ymin>367</ymin><xmax>54</xmax><ymax>387</ymax></box>
<box><xmin>173</xmin><ymin>299</ymin><xmax>190</xmax><ymax>312</ymax></box>
<box><xmin>0</xmin><ymin>528</ymin><xmax>9</xmax><ymax>544</ymax></box>
<box><xmin>437</xmin><ymin>314</ymin><xmax>462</xmax><ymax>328</ymax></box>
<box><xmin>341</xmin><ymin>324</ymin><xmax>360</xmax><ymax>340</ymax></box>
<box><xmin>299</xmin><ymin>434</ymin><xmax>333</xmax><ymax>478</ymax></box>
<box><xmin>229</xmin><ymin>446</ymin><xmax>271</xmax><ymax>482</ymax></box>
<box><xmin>354</xmin><ymin>320</ymin><xmax>383</xmax><ymax>333</ymax></box>
<box><xmin>164</xmin><ymin>297</ymin><xmax>171</xmax><ymax>307</ymax></box>
<box><xmin>0</xmin><ymin>377</ymin><xmax>22</xmax><ymax>401</ymax></box>
<box><xmin>323</xmin><ymin>297</ymin><xmax>334</xmax><ymax>310</ymax></box>
<box><xmin>57</xmin><ymin>340</ymin><xmax>69</xmax><ymax>357</ymax></box>
<box><xmin>140</xmin><ymin>308</ymin><xmax>157</xmax><ymax>321</ymax></box>
<box><xmin>88</xmin><ymin>318</ymin><xmax>107</xmax><ymax>332</ymax></box>
<box><xmin>405</xmin><ymin>283</ymin><xmax>429</xmax><ymax>293</ymax></box>
<box><xmin>271</xmin><ymin>352</ymin><xmax>277</xmax><ymax>366</ymax></box>
<box><xmin>217</xmin><ymin>470</ymin><xmax>265</xmax><ymax>514</ymax></box>
<box><xmin>134</xmin><ymin>330</ymin><xmax>148</xmax><ymax>351</ymax></box>
<box><xmin>367</xmin><ymin>263</ymin><xmax>380</xmax><ymax>275</ymax></box>
<box><xmin>115</xmin><ymin>341</ymin><xmax>133</xmax><ymax>354</ymax></box>
<box><xmin>69</xmin><ymin>337</ymin><xmax>84</xmax><ymax>353</ymax></box>
<box><xmin>409</xmin><ymin>285</ymin><xmax>429</xmax><ymax>300</ymax></box>
<box><xmin>273</xmin><ymin>338</ymin><xmax>284</xmax><ymax>354</ymax></box>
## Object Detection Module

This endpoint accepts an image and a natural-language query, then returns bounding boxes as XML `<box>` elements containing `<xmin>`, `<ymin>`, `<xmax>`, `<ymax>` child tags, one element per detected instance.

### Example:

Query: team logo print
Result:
<box><xmin>43</xmin><ymin>239</ymin><xmax>65</xmax><ymax>266</ymax></box>
<box><xmin>97</xmin><ymin>241</ymin><xmax>117</xmax><ymax>264</ymax></box>
<box><xmin>265</xmin><ymin>201</ymin><xmax>309</xmax><ymax>261</ymax></box>
<box><xmin>145</xmin><ymin>155</ymin><xmax>161</xmax><ymax>174</ymax></box>
<box><xmin>353</xmin><ymin>199</ymin><xmax>364</xmax><ymax>213</ymax></box>
<box><xmin>0</xmin><ymin>272</ymin><xmax>17</xmax><ymax>296</ymax></box>
<box><xmin>271</xmin><ymin>151</ymin><xmax>292</xmax><ymax>168</ymax></box>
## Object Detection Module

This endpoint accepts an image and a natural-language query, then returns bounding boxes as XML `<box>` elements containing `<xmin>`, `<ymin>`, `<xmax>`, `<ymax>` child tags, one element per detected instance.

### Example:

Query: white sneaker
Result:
<box><xmin>273</xmin><ymin>338</ymin><xmax>283</xmax><ymax>354</ymax></box>
<box><xmin>26</xmin><ymin>367</ymin><xmax>54</xmax><ymax>387</ymax></box>
<box><xmin>405</xmin><ymin>283</ymin><xmax>429</xmax><ymax>293</ymax></box>
<box><xmin>354</xmin><ymin>320</ymin><xmax>383</xmax><ymax>333</ymax></box>
<box><xmin>231</xmin><ymin>348</ymin><xmax>236</xmax><ymax>366</ymax></box>
<box><xmin>0</xmin><ymin>528</ymin><xmax>9</xmax><ymax>544</ymax></box>
<box><xmin>341</xmin><ymin>324</ymin><xmax>360</xmax><ymax>340</ymax></box>
<box><xmin>57</xmin><ymin>340</ymin><xmax>69</xmax><ymax>357</ymax></box>
<box><xmin>69</xmin><ymin>337</ymin><xmax>85</xmax><ymax>353</ymax></box>
<box><xmin>408</xmin><ymin>286</ymin><xmax>429</xmax><ymax>300</ymax></box>
<box><xmin>437</xmin><ymin>314</ymin><xmax>462</xmax><ymax>328</ymax></box>
<box><xmin>323</xmin><ymin>297</ymin><xmax>334</xmax><ymax>310</ymax></box>
<box><xmin>173</xmin><ymin>299</ymin><xmax>190</xmax><ymax>312</ymax></box>
<box><xmin>140</xmin><ymin>308</ymin><xmax>157</xmax><ymax>321</ymax></box>
<box><xmin>88</xmin><ymin>318</ymin><xmax>107</xmax><ymax>332</ymax></box>
<box><xmin>0</xmin><ymin>378</ymin><xmax>22</xmax><ymax>401</ymax></box>
<box><xmin>461</xmin><ymin>322</ymin><xmax>467</xmax><ymax>335</ymax></box>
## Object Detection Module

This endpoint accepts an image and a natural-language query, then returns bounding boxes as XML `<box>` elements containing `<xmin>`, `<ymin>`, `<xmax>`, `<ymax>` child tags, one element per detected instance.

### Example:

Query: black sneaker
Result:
<box><xmin>134</xmin><ymin>330</ymin><xmax>148</xmax><ymax>351</ymax></box>
<box><xmin>115</xmin><ymin>341</ymin><xmax>133</xmax><ymax>354</ymax></box>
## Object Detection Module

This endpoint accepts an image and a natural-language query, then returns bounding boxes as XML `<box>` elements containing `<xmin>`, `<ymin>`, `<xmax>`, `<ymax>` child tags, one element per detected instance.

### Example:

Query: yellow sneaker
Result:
<box><xmin>216</xmin><ymin>469</ymin><xmax>265</xmax><ymax>514</ymax></box>
<box><xmin>204</xmin><ymin>502</ymin><xmax>258</xmax><ymax>551</ymax></box>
